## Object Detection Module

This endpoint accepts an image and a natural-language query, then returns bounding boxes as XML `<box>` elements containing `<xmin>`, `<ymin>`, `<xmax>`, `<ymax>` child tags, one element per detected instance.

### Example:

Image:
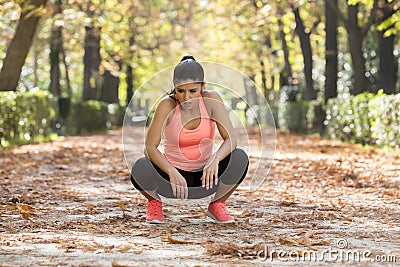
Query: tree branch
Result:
<box><xmin>361</xmin><ymin>0</ymin><xmax>379</xmax><ymax>38</ymax></box>
<box><xmin>310</xmin><ymin>18</ymin><xmax>321</xmax><ymax>33</ymax></box>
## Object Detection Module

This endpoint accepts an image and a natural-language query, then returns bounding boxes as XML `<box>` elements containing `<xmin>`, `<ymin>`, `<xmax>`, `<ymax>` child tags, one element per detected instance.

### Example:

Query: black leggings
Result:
<box><xmin>130</xmin><ymin>148</ymin><xmax>249</xmax><ymax>199</ymax></box>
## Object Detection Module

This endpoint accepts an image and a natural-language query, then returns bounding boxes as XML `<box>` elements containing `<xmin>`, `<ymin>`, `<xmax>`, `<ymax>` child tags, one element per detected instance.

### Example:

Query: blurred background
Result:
<box><xmin>0</xmin><ymin>0</ymin><xmax>399</xmax><ymax>150</ymax></box>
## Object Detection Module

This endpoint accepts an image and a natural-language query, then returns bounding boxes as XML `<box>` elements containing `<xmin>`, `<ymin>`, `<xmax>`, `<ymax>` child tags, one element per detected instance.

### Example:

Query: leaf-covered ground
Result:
<box><xmin>1</xmin><ymin>127</ymin><xmax>399</xmax><ymax>266</ymax></box>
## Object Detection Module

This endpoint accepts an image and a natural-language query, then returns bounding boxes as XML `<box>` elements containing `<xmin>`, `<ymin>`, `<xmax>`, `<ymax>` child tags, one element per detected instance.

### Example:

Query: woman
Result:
<box><xmin>131</xmin><ymin>55</ymin><xmax>249</xmax><ymax>224</ymax></box>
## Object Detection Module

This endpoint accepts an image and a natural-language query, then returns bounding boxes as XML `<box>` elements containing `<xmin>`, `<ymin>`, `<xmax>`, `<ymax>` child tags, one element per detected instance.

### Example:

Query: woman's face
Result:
<box><xmin>174</xmin><ymin>81</ymin><xmax>204</xmax><ymax>110</ymax></box>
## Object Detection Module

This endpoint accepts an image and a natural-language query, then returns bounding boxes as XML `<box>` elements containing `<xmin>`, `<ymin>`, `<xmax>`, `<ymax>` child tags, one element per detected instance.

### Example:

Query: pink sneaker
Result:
<box><xmin>146</xmin><ymin>199</ymin><xmax>164</xmax><ymax>224</ymax></box>
<box><xmin>205</xmin><ymin>202</ymin><xmax>235</xmax><ymax>223</ymax></box>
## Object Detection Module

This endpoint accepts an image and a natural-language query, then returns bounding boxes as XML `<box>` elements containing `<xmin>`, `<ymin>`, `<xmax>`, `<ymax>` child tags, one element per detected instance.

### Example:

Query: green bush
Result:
<box><xmin>278</xmin><ymin>100</ymin><xmax>322</xmax><ymax>134</ymax></box>
<box><xmin>325</xmin><ymin>91</ymin><xmax>400</xmax><ymax>150</ymax></box>
<box><xmin>0</xmin><ymin>90</ymin><xmax>125</xmax><ymax>147</ymax></box>
<box><xmin>369</xmin><ymin>92</ymin><xmax>400</xmax><ymax>149</ymax></box>
<box><xmin>65</xmin><ymin>100</ymin><xmax>125</xmax><ymax>135</ymax></box>
<box><xmin>0</xmin><ymin>90</ymin><xmax>55</xmax><ymax>147</ymax></box>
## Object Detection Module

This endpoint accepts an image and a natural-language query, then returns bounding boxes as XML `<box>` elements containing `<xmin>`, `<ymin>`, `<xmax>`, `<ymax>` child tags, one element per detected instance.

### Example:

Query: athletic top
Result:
<box><xmin>163</xmin><ymin>95</ymin><xmax>215</xmax><ymax>171</ymax></box>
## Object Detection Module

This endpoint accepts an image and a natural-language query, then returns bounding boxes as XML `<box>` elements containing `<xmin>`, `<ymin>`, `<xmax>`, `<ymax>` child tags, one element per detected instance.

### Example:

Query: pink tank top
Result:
<box><xmin>163</xmin><ymin>95</ymin><xmax>215</xmax><ymax>171</ymax></box>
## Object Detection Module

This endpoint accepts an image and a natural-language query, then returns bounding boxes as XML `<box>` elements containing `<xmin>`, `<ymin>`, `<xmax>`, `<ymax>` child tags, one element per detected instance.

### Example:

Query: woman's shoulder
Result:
<box><xmin>157</xmin><ymin>95</ymin><xmax>176</xmax><ymax>110</ymax></box>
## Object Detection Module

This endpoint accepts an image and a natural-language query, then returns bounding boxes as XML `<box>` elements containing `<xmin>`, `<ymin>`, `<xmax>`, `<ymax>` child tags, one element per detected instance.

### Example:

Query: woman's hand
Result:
<box><xmin>168</xmin><ymin>169</ymin><xmax>188</xmax><ymax>199</ymax></box>
<box><xmin>202</xmin><ymin>153</ymin><xmax>219</xmax><ymax>190</ymax></box>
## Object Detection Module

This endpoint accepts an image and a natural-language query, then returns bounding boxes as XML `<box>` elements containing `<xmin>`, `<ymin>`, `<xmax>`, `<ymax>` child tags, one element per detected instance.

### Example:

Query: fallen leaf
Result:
<box><xmin>111</xmin><ymin>261</ymin><xmax>134</xmax><ymax>267</ymax></box>
<box><xmin>17</xmin><ymin>203</ymin><xmax>35</xmax><ymax>213</ymax></box>
<box><xmin>16</xmin><ymin>203</ymin><xmax>35</xmax><ymax>218</ymax></box>
<box><xmin>116</xmin><ymin>201</ymin><xmax>127</xmax><ymax>211</ymax></box>
<box><xmin>133</xmin><ymin>249</ymin><xmax>143</xmax><ymax>254</ymax></box>
<box><xmin>83</xmin><ymin>203</ymin><xmax>95</xmax><ymax>211</ymax></box>
<box><xmin>278</xmin><ymin>237</ymin><xmax>298</xmax><ymax>246</ymax></box>
<box><xmin>161</xmin><ymin>231</ymin><xmax>194</xmax><ymax>244</ymax></box>
<box><xmin>118</xmin><ymin>245</ymin><xmax>131</xmax><ymax>253</ymax></box>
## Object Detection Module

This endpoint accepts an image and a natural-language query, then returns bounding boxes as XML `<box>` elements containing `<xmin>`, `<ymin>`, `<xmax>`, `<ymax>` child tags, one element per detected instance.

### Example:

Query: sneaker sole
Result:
<box><xmin>205</xmin><ymin>210</ymin><xmax>235</xmax><ymax>224</ymax></box>
<box><xmin>147</xmin><ymin>219</ymin><xmax>164</xmax><ymax>224</ymax></box>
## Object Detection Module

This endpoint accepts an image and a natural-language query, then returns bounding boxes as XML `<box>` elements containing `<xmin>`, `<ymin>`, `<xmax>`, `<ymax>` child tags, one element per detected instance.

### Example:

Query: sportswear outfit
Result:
<box><xmin>130</xmin><ymin>95</ymin><xmax>249</xmax><ymax>222</ymax></box>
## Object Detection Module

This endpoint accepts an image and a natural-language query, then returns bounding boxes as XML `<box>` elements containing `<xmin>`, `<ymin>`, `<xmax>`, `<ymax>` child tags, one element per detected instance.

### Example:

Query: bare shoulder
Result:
<box><xmin>202</xmin><ymin>90</ymin><xmax>227</xmax><ymax>119</ymax></box>
<box><xmin>157</xmin><ymin>95</ymin><xmax>175</xmax><ymax>111</ymax></box>
<box><xmin>152</xmin><ymin>95</ymin><xmax>176</xmax><ymax>124</ymax></box>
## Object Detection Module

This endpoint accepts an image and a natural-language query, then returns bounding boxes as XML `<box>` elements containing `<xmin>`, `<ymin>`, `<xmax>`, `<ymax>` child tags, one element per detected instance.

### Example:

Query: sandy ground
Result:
<box><xmin>0</xmin><ymin>127</ymin><xmax>399</xmax><ymax>266</ymax></box>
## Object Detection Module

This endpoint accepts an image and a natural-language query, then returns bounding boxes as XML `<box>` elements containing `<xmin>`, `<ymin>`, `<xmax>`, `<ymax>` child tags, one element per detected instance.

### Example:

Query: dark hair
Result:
<box><xmin>173</xmin><ymin>55</ymin><xmax>204</xmax><ymax>86</ymax></box>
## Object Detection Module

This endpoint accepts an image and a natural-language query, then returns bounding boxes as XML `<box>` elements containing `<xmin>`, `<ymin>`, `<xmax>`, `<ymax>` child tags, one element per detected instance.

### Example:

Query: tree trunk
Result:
<box><xmin>347</xmin><ymin>4</ymin><xmax>368</xmax><ymax>95</ymax></box>
<box><xmin>377</xmin><ymin>33</ymin><xmax>396</xmax><ymax>94</ymax></box>
<box><xmin>60</xmin><ymin>37</ymin><xmax>71</xmax><ymax>98</ymax></box>
<box><xmin>378</xmin><ymin>32</ymin><xmax>396</xmax><ymax>94</ymax></box>
<box><xmin>82</xmin><ymin>26</ymin><xmax>102</xmax><ymax>101</ymax></box>
<box><xmin>293</xmin><ymin>7</ymin><xmax>316</xmax><ymax>100</ymax></box>
<box><xmin>244</xmin><ymin>75</ymin><xmax>258</xmax><ymax>106</ymax></box>
<box><xmin>324</xmin><ymin>0</ymin><xmax>338</xmax><ymax>103</ymax></box>
<box><xmin>100</xmin><ymin>57</ymin><xmax>122</xmax><ymax>103</ymax></box>
<box><xmin>0</xmin><ymin>0</ymin><xmax>47</xmax><ymax>91</ymax></box>
<box><xmin>278</xmin><ymin>17</ymin><xmax>293</xmax><ymax>80</ymax></box>
<box><xmin>126</xmin><ymin>64</ymin><xmax>134</xmax><ymax>106</ymax></box>
<box><xmin>33</xmin><ymin>39</ymin><xmax>39</xmax><ymax>87</ymax></box>
<box><xmin>49</xmin><ymin>0</ymin><xmax>62</xmax><ymax>97</ymax></box>
<box><xmin>126</xmin><ymin>36</ymin><xmax>135</xmax><ymax>106</ymax></box>
<box><xmin>259</xmin><ymin>58</ymin><xmax>267</xmax><ymax>98</ymax></box>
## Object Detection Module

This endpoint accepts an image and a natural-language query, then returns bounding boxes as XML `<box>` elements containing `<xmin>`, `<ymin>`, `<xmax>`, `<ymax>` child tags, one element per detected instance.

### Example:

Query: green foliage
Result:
<box><xmin>0</xmin><ymin>90</ymin><xmax>125</xmax><ymax>147</ymax></box>
<box><xmin>369</xmin><ymin>91</ymin><xmax>400</xmax><ymax>149</ymax></box>
<box><xmin>278</xmin><ymin>100</ymin><xmax>322</xmax><ymax>134</ymax></box>
<box><xmin>325</xmin><ymin>91</ymin><xmax>400</xmax><ymax>150</ymax></box>
<box><xmin>65</xmin><ymin>100</ymin><xmax>124</xmax><ymax>135</ymax></box>
<box><xmin>0</xmin><ymin>90</ymin><xmax>55</xmax><ymax>147</ymax></box>
<box><xmin>377</xmin><ymin>11</ymin><xmax>400</xmax><ymax>37</ymax></box>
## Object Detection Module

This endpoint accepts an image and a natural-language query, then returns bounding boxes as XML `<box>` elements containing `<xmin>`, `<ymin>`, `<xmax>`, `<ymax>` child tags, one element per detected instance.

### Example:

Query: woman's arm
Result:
<box><xmin>202</xmin><ymin>91</ymin><xmax>237</xmax><ymax>189</ymax></box>
<box><xmin>145</xmin><ymin>97</ymin><xmax>188</xmax><ymax>198</ymax></box>
<box><xmin>205</xmin><ymin>91</ymin><xmax>237</xmax><ymax>159</ymax></box>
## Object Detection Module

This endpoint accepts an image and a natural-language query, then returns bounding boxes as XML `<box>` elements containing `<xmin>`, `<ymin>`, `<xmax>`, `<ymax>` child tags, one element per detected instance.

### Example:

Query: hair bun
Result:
<box><xmin>180</xmin><ymin>55</ymin><xmax>196</xmax><ymax>62</ymax></box>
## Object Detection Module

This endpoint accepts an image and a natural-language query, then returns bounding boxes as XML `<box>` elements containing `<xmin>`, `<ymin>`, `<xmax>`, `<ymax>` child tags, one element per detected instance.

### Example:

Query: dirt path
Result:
<box><xmin>0</xmin><ymin>127</ymin><xmax>399</xmax><ymax>266</ymax></box>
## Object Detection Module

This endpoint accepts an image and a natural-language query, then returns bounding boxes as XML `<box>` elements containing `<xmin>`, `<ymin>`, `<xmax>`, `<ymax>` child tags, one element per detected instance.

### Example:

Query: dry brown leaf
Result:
<box><xmin>191</xmin><ymin>213</ymin><xmax>206</xmax><ymax>218</ymax></box>
<box><xmin>6</xmin><ymin>205</ymin><xmax>16</xmax><ymax>210</ymax></box>
<box><xmin>161</xmin><ymin>231</ymin><xmax>194</xmax><ymax>244</ymax></box>
<box><xmin>17</xmin><ymin>203</ymin><xmax>35</xmax><ymax>213</ymax></box>
<box><xmin>111</xmin><ymin>261</ymin><xmax>134</xmax><ymax>267</ymax></box>
<box><xmin>82</xmin><ymin>224</ymin><xmax>96</xmax><ymax>229</ymax></box>
<box><xmin>133</xmin><ymin>249</ymin><xmax>143</xmax><ymax>254</ymax></box>
<box><xmin>298</xmin><ymin>231</ymin><xmax>314</xmax><ymax>250</ymax></box>
<box><xmin>118</xmin><ymin>245</ymin><xmax>131</xmax><ymax>253</ymax></box>
<box><xmin>278</xmin><ymin>237</ymin><xmax>298</xmax><ymax>246</ymax></box>
<box><xmin>312</xmin><ymin>239</ymin><xmax>331</xmax><ymax>246</ymax></box>
<box><xmin>17</xmin><ymin>203</ymin><xmax>35</xmax><ymax>218</ymax></box>
<box><xmin>83</xmin><ymin>203</ymin><xmax>95</xmax><ymax>211</ymax></box>
<box><xmin>204</xmin><ymin>242</ymin><xmax>264</xmax><ymax>259</ymax></box>
<box><xmin>116</xmin><ymin>201</ymin><xmax>127</xmax><ymax>211</ymax></box>
<box><xmin>104</xmin><ymin>245</ymin><xmax>115</xmax><ymax>251</ymax></box>
<box><xmin>240</xmin><ymin>209</ymin><xmax>251</xmax><ymax>217</ymax></box>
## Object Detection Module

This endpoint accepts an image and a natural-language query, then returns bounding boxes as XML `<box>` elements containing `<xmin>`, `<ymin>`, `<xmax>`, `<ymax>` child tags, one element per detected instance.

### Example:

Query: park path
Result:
<box><xmin>0</xmin><ymin>127</ymin><xmax>399</xmax><ymax>266</ymax></box>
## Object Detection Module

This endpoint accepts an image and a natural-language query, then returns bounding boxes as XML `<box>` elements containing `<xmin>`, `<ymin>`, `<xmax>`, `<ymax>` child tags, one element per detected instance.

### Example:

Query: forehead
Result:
<box><xmin>175</xmin><ymin>81</ymin><xmax>201</xmax><ymax>89</ymax></box>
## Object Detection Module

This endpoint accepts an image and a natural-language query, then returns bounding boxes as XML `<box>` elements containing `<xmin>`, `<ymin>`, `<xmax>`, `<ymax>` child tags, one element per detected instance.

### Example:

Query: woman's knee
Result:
<box><xmin>131</xmin><ymin>157</ymin><xmax>152</xmax><ymax>177</ymax></box>
<box><xmin>131</xmin><ymin>157</ymin><xmax>156</xmax><ymax>190</ymax></box>
<box><xmin>219</xmin><ymin>148</ymin><xmax>249</xmax><ymax>185</ymax></box>
<box><xmin>231</xmin><ymin>148</ymin><xmax>249</xmax><ymax>166</ymax></box>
